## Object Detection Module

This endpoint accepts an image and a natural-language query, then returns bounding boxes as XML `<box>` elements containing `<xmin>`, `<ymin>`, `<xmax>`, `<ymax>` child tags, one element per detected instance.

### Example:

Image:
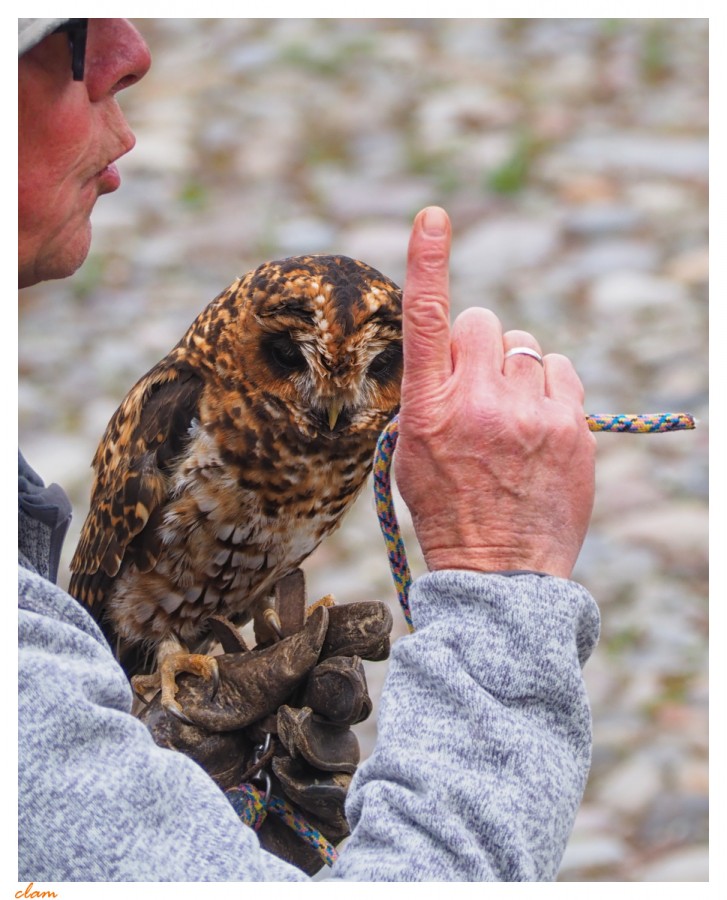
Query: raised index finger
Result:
<box><xmin>401</xmin><ymin>207</ymin><xmax>453</xmax><ymax>406</ymax></box>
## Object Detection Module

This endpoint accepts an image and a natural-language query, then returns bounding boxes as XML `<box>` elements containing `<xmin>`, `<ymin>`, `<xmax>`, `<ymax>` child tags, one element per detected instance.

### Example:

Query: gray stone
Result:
<box><xmin>589</xmin><ymin>271</ymin><xmax>688</xmax><ymax>314</ymax></box>
<box><xmin>563</xmin><ymin>204</ymin><xmax>643</xmax><ymax>236</ymax></box>
<box><xmin>612</xmin><ymin>501</ymin><xmax>708</xmax><ymax>569</ymax></box>
<box><xmin>561</xmin><ymin>134</ymin><xmax>708</xmax><ymax>179</ymax></box>
<box><xmin>594</xmin><ymin>751</ymin><xmax>664</xmax><ymax>814</ymax></box>
<box><xmin>559</xmin><ymin>834</ymin><xmax>627</xmax><ymax>874</ymax></box>
<box><xmin>339</xmin><ymin>222</ymin><xmax>412</xmax><ymax>284</ymax></box>
<box><xmin>568</xmin><ymin>239</ymin><xmax>659</xmax><ymax>278</ymax></box>
<box><xmin>635</xmin><ymin>846</ymin><xmax>709</xmax><ymax>881</ymax></box>
<box><xmin>450</xmin><ymin>217</ymin><xmax>560</xmax><ymax>285</ymax></box>
<box><xmin>274</xmin><ymin>217</ymin><xmax>337</xmax><ymax>256</ymax></box>
<box><xmin>635</xmin><ymin>793</ymin><xmax>709</xmax><ymax>848</ymax></box>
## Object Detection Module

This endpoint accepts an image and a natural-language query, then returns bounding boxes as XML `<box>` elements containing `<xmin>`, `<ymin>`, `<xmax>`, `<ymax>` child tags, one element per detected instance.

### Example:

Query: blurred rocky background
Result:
<box><xmin>18</xmin><ymin>18</ymin><xmax>708</xmax><ymax>881</ymax></box>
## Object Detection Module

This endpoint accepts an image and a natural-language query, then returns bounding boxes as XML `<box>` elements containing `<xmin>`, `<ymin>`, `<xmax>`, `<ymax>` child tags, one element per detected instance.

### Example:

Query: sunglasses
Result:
<box><xmin>53</xmin><ymin>19</ymin><xmax>88</xmax><ymax>81</ymax></box>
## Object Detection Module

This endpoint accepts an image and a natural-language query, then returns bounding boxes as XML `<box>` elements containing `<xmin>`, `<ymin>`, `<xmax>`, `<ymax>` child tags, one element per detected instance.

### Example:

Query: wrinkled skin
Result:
<box><xmin>395</xmin><ymin>207</ymin><xmax>596</xmax><ymax>579</ymax></box>
<box><xmin>18</xmin><ymin>19</ymin><xmax>151</xmax><ymax>287</ymax></box>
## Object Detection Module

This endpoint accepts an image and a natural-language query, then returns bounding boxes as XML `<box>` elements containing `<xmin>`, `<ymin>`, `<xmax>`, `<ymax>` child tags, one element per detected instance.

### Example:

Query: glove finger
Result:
<box><xmin>321</xmin><ymin>601</ymin><xmax>393</xmax><ymax>661</ymax></box>
<box><xmin>301</xmin><ymin>655</ymin><xmax>372</xmax><ymax>725</ymax></box>
<box><xmin>166</xmin><ymin>606</ymin><xmax>329</xmax><ymax>732</ymax></box>
<box><xmin>272</xmin><ymin>755</ymin><xmax>351</xmax><ymax>828</ymax></box>
<box><xmin>277</xmin><ymin>705</ymin><xmax>360</xmax><ymax>772</ymax></box>
<box><xmin>137</xmin><ymin>702</ymin><xmax>251</xmax><ymax>790</ymax></box>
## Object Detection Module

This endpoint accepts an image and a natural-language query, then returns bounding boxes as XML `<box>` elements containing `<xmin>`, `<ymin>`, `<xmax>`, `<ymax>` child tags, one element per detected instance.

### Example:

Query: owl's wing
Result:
<box><xmin>69</xmin><ymin>363</ymin><xmax>203</xmax><ymax>620</ymax></box>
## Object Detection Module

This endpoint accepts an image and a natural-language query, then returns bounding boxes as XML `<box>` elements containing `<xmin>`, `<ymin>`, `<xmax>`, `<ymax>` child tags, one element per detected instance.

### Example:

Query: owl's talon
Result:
<box><xmin>131</xmin><ymin>672</ymin><xmax>161</xmax><ymax>704</ymax></box>
<box><xmin>134</xmin><ymin>689</ymin><xmax>151</xmax><ymax>707</ymax></box>
<box><xmin>163</xmin><ymin>699</ymin><xmax>196</xmax><ymax>726</ymax></box>
<box><xmin>263</xmin><ymin>608</ymin><xmax>284</xmax><ymax>642</ymax></box>
<box><xmin>208</xmin><ymin>657</ymin><xmax>220</xmax><ymax>700</ymax></box>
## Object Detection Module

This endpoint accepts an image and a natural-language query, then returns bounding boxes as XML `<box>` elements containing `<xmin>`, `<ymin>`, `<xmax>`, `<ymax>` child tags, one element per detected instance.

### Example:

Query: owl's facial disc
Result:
<box><xmin>309</xmin><ymin>342</ymin><xmax>401</xmax><ymax>436</ymax></box>
<box><xmin>247</xmin><ymin>256</ymin><xmax>402</xmax><ymax>438</ymax></box>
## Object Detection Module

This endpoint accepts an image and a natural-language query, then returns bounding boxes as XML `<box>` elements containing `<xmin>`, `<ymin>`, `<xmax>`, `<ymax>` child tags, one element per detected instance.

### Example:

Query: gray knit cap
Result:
<box><xmin>18</xmin><ymin>19</ymin><xmax>72</xmax><ymax>56</ymax></box>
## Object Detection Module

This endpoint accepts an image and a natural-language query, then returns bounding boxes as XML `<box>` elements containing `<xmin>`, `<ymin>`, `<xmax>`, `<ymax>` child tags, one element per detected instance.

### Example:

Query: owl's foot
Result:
<box><xmin>306</xmin><ymin>594</ymin><xmax>336</xmax><ymax>616</ymax></box>
<box><xmin>132</xmin><ymin>653</ymin><xmax>220</xmax><ymax>725</ymax></box>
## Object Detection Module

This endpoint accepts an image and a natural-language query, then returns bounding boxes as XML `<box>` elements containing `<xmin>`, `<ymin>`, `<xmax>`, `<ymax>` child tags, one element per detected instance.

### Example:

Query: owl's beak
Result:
<box><xmin>328</xmin><ymin>399</ymin><xmax>343</xmax><ymax>431</ymax></box>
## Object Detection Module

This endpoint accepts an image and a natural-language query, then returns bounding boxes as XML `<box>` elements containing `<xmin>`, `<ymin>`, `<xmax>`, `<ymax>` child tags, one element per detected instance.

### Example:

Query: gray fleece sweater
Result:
<box><xmin>18</xmin><ymin>452</ymin><xmax>599</xmax><ymax>881</ymax></box>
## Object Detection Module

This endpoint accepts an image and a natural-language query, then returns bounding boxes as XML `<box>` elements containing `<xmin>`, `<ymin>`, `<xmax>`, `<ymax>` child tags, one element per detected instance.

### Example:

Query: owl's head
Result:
<box><xmin>196</xmin><ymin>255</ymin><xmax>402</xmax><ymax>442</ymax></box>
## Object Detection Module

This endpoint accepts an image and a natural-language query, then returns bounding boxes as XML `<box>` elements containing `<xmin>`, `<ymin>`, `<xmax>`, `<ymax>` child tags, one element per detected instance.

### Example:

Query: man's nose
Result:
<box><xmin>84</xmin><ymin>18</ymin><xmax>151</xmax><ymax>102</ymax></box>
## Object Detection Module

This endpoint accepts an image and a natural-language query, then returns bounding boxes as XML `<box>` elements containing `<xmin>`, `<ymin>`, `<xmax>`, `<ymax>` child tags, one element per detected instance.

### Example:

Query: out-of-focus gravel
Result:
<box><xmin>19</xmin><ymin>18</ymin><xmax>708</xmax><ymax>881</ymax></box>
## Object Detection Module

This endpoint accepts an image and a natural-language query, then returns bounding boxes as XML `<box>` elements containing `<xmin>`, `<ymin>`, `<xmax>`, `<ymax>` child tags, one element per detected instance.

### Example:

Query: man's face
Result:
<box><xmin>18</xmin><ymin>19</ymin><xmax>151</xmax><ymax>288</ymax></box>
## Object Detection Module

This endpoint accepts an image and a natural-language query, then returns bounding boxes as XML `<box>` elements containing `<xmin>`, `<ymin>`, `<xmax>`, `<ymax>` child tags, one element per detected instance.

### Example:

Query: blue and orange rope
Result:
<box><xmin>373</xmin><ymin>412</ymin><xmax>696</xmax><ymax>633</ymax></box>
<box><xmin>227</xmin><ymin>783</ymin><xmax>339</xmax><ymax>867</ymax></box>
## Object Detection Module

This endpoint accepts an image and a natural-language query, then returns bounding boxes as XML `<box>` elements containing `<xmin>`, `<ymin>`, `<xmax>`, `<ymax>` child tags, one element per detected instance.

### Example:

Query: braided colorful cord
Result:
<box><xmin>373</xmin><ymin>420</ymin><xmax>413</xmax><ymax>632</ymax></box>
<box><xmin>373</xmin><ymin>412</ymin><xmax>695</xmax><ymax>633</ymax></box>
<box><xmin>267</xmin><ymin>795</ymin><xmax>339</xmax><ymax>867</ymax></box>
<box><xmin>226</xmin><ymin>783</ymin><xmax>268</xmax><ymax>831</ymax></box>
<box><xmin>226</xmin><ymin>784</ymin><xmax>339</xmax><ymax>866</ymax></box>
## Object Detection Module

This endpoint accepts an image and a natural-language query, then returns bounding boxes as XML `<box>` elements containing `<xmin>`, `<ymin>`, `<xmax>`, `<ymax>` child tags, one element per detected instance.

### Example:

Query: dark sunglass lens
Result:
<box><xmin>53</xmin><ymin>19</ymin><xmax>88</xmax><ymax>81</ymax></box>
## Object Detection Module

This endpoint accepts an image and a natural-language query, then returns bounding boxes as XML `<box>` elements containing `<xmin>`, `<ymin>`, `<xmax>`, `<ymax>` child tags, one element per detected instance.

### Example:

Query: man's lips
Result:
<box><xmin>96</xmin><ymin>161</ymin><xmax>121</xmax><ymax>194</ymax></box>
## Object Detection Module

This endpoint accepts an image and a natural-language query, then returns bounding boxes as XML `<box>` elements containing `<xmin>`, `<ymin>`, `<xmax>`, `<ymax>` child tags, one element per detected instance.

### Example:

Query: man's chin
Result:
<box><xmin>19</xmin><ymin>226</ymin><xmax>93</xmax><ymax>289</ymax></box>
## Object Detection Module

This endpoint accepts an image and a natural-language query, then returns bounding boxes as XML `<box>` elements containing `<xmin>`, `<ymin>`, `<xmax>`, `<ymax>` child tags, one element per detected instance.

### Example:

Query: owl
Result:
<box><xmin>69</xmin><ymin>255</ymin><xmax>402</xmax><ymax>723</ymax></box>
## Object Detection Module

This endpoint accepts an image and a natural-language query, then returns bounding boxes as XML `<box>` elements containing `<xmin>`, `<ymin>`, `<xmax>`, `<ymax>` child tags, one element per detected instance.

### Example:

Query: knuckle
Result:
<box><xmin>404</xmin><ymin>294</ymin><xmax>449</xmax><ymax>329</ymax></box>
<box><xmin>453</xmin><ymin>307</ymin><xmax>498</xmax><ymax>330</ymax></box>
<box><xmin>504</xmin><ymin>328</ymin><xmax>537</xmax><ymax>345</ymax></box>
<box><xmin>410</xmin><ymin>247</ymin><xmax>449</xmax><ymax>274</ymax></box>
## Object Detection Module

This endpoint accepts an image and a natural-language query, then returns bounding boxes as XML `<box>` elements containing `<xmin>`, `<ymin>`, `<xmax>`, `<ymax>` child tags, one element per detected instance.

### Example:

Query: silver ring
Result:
<box><xmin>503</xmin><ymin>346</ymin><xmax>544</xmax><ymax>366</ymax></box>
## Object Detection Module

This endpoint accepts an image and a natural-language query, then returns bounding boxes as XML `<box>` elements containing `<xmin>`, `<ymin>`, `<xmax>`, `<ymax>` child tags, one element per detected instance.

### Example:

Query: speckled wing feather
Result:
<box><xmin>69</xmin><ymin>362</ymin><xmax>203</xmax><ymax>620</ymax></box>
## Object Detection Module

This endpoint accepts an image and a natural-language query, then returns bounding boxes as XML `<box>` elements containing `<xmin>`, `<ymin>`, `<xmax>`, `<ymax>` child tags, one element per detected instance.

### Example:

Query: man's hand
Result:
<box><xmin>394</xmin><ymin>206</ymin><xmax>596</xmax><ymax>579</ymax></box>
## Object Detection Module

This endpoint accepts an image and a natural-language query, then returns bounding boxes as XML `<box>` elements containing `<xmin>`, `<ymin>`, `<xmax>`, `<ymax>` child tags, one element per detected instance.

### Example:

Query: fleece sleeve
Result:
<box><xmin>18</xmin><ymin>565</ymin><xmax>597</xmax><ymax>882</ymax></box>
<box><xmin>329</xmin><ymin>570</ymin><xmax>600</xmax><ymax>881</ymax></box>
<box><xmin>18</xmin><ymin>566</ymin><xmax>307</xmax><ymax>882</ymax></box>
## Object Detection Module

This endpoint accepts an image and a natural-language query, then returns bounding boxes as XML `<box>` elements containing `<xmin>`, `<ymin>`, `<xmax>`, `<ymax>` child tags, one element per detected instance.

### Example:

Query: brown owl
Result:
<box><xmin>69</xmin><ymin>255</ymin><xmax>402</xmax><ymax>722</ymax></box>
